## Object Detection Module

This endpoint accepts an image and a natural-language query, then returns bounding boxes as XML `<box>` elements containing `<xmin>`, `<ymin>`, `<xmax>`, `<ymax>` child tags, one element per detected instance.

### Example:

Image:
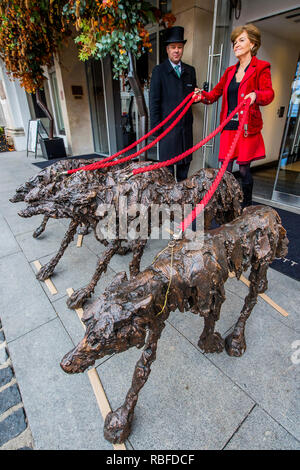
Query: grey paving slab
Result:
<box><xmin>206</xmin><ymin>299</ymin><xmax>300</xmax><ymax>441</ymax></box>
<box><xmin>226</xmin><ymin>268</ymin><xmax>300</xmax><ymax>333</ymax></box>
<box><xmin>0</xmin><ymin>215</ymin><xmax>20</xmax><ymax>259</ymax></box>
<box><xmin>77</xmin><ymin>230</ymin><xmax>107</xmax><ymax>256</ymax></box>
<box><xmin>262</xmin><ymin>268</ymin><xmax>300</xmax><ymax>332</ymax></box>
<box><xmin>140</xmin><ymin>237</ymin><xmax>170</xmax><ymax>270</ymax></box>
<box><xmin>52</xmin><ymin>295</ymin><xmax>115</xmax><ymax>369</ymax></box>
<box><xmin>0</xmin><ymin>383</ymin><xmax>21</xmax><ymax>414</ymax></box>
<box><xmin>225</xmin><ymin>406</ymin><xmax>300</xmax><ymax>450</ymax></box>
<box><xmin>0</xmin><ymin>251</ymin><xmax>56</xmax><ymax>342</ymax></box>
<box><xmin>8</xmin><ymin>318</ymin><xmax>113</xmax><ymax>450</ymax></box>
<box><xmin>52</xmin><ymin>295</ymin><xmax>86</xmax><ymax>346</ymax></box>
<box><xmin>0</xmin><ymin>175</ymin><xmax>37</xmax><ymax>197</ymax></box>
<box><xmin>0</xmin><ymin>408</ymin><xmax>27</xmax><ymax>447</ymax></box>
<box><xmin>0</xmin><ymin>366</ymin><xmax>14</xmax><ymax>387</ymax></box>
<box><xmin>33</xmin><ymin>244</ymin><xmax>117</xmax><ymax>302</ymax></box>
<box><xmin>16</xmin><ymin>220</ymin><xmax>74</xmax><ymax>262</ymax></box>
<box><xmin>52</xmin><ymin>263</ymin><xmax>117</xmax><ymax>346</ymax></box>
<box><xmin>0</xmin><ymin>345</ymin><xmax>9</xmax><ymax>365</ymax></box>
<box><xmin>97</xmin><ymin>323</ymin><xmax>255</xmax><ymax>450</ymax></box>
<box><xmin>1</xmin><ymin>200</ymin><xmax>57</xmax><ymax>237</ymax></box>
<box><xmin>99</xmin><ymin>237</ymin><xmax>169</xmax><ymax>277</ymax></box>
<box><xmin>167</xmin><ymin>288</ymin><xmax>246</xmax><ymax>349</ymax></box>
<box><xmin>0</xmin><ymin>181</ymin><xmax>29</xmax><ymax>196</ymax></box>
<box><xmin>74</xmin><ymin>229</ymin><xmax>132</xmax><ymax>277</ymax></box>
<box><xmin>103</xmin><ymin>251</ymin><xmax>132</xmax><ymax>276</ymax></box>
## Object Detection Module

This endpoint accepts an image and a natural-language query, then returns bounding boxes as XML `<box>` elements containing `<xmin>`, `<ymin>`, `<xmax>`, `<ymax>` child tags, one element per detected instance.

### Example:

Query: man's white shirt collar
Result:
<box><xmin>169</xmin><ymin>59</ymin><xmax>182</xmax><ymax>71</ymax></box>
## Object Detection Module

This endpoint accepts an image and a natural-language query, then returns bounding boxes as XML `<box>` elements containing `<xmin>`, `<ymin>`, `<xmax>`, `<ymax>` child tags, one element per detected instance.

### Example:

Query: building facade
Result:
<box><xmin>1</xmin><ymin>0</ymin><xmax>299</xmax><ymax>208</ymax></box>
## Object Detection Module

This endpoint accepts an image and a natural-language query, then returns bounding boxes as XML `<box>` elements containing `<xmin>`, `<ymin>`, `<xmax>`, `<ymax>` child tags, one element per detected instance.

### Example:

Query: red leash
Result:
<box><xmin>176</xmin><ymin>99</ymin><xmax>251</xmax><ymax>236</ymax></box>
<box><xmin>132</xmin><ymin>100</ymin><xmax>250</xmax><ymax>176</ymax></box>
<box><xmin>66</xmin><ymin>92</ymin><xmax>196</xmax><ymax>175</ymax></box>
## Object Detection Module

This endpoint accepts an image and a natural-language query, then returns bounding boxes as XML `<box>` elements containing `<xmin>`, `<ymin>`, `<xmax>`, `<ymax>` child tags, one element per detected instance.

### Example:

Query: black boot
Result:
<box><xmin>241</xmin><ymin>182</ymin><xmax>253</xmax><ymax>208</ymax></box>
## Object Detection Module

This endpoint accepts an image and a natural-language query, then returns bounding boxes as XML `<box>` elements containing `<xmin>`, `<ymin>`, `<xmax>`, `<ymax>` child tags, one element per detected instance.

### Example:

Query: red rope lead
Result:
<box><xmin>66</xmin><ymin>92</ymin><xmax>195</xmax><ymax>175</ymax></box>
<box><xmin>178</xmin><ymin>99</ymin><xmax>251</xmax><ymax>234</ymax></box>
<box><xmin>90</xmin><ymin>97</ymin><xmax>195</xmax><ymax>171</ymax></box>
<box><xmin>132</xmin><ymin>99</ymin><xmax>249</xmax><ymax>176</ymax></box>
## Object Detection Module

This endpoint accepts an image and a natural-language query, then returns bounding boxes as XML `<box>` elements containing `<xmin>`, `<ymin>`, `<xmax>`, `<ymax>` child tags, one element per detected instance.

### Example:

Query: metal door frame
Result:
<box><xmin>202</xmin><ymin>0</ymin><xmax>231</xmax><ymax>168</ymax></box>
<box><xmin>272</xmin><ymin>58</ymin><xmax>300</xmax><ymax>207</ymax></box>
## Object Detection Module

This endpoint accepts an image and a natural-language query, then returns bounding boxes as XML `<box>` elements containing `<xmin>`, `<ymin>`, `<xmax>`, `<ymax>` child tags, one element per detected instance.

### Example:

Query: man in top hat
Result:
<box><xmin>149</xmin><ymin>26</ymin><xmax>197</xmax><ymax>182</ymax></box>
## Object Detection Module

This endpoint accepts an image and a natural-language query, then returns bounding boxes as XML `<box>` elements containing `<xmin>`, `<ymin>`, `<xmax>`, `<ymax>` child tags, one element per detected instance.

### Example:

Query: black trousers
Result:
<box><xmin>167</xmin><ymin>161</ymin><xmax>191</xmax><ymax>182</ymax></box>
<box><xmin>167</xmin><ymin>160</ymin><xmax>197</xmax><ymax>231</ymax></box>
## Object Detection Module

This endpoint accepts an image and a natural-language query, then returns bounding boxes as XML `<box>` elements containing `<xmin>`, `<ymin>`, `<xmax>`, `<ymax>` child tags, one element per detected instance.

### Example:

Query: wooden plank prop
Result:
<box><xmin>66</xmin><ymin>288</ymin><xmax>126</xmax><ymax>451</ymax></box>
<box><xmin>228</xmin><ymin>272</ymin><xmax>288</xmax><ymax>317</ymax></box>
<box><xmin>33</xmin><ymin>260</ymin><xmax>57</xmax><ymax>295</ymax></box>
<box><xmin>77</xmin><ymin>234</ymin><xmax>83</xmax><ymax>248</ymax></box>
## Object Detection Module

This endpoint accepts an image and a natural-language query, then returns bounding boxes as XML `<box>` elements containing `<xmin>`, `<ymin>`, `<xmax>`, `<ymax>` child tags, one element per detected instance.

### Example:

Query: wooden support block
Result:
<box><xmin>257</xmin><ymin>292</ymin><xmax>289</xmax><ymax>318</ymax></box>
<box><xmin>164</xmin><ymin>227</ymin><xmax>174</xmax><ymax>236</ymax></box>
<box><xmin>228</xmin><ymin>272</ymin><xmax>289</xmax><ymax>317</ymax></box>
<box><xmin>66</xmin><ymin>287</ymin><xmax>126</xmax><ymax>451</ymax></box>
<box><xmin>33</xmin><ymin>260</ymin><xmax>58</xmax><ymax>295</ymax></box>
<box><xmin>77</xmin><ymin>234</ymin><xmax>83</xmax><ymax>248</ymax></box>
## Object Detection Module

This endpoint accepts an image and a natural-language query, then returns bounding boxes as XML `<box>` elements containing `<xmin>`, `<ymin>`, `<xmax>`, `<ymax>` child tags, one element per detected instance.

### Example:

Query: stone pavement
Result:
<box><xmin>0</xmin><ymin>150</ymin><xmax>299</xmax><ymax>450</ymax></box>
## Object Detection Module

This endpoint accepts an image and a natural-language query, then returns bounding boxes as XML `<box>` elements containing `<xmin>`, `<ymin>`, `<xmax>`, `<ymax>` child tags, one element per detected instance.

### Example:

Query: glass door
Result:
<box><xmin>86</xmin><ymin>59</ymin><xmax>110</xmax><ymax>155</ymax></box>
<box><xmin>202</xmin><ymin>0</ymin><xmax>232</xmax><ymax>169</ymax></box>
<box><xmin>117</xmin><ymin>0</ymin><xmax>170</xmax><ymax>161</ymax></box>
<box><xmin>272</xmin><ymin>58</ymin><xmax>300</xmax><ymax>207</ymax></box>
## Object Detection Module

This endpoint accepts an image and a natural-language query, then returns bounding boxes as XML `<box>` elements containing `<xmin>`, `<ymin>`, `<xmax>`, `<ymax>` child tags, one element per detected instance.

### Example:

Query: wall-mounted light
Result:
<box><xmin>230</xmin><ymin>0</ymin><xmax>242</xmax><ymax>20</ymax></box>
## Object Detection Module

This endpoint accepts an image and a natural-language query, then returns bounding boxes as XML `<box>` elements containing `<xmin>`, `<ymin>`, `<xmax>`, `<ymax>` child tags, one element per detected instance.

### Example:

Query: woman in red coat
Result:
<box><xmin>194</xmin><ymin>24</ymin><xmax>274</xmax><ymax>206</ymax></box>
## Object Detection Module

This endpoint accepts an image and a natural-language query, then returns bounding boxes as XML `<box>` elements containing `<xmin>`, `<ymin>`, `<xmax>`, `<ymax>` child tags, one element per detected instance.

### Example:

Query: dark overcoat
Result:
<box><xmin>149</xmin><ymin>59</ymin><xmax>197</xmax><ymax>165</ymax></box>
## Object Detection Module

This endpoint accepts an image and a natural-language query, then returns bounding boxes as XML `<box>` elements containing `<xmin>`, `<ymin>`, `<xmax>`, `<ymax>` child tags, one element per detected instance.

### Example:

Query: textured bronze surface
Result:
<box><xmin>10</xmin><ymin>161</ymin><xmax>243</xmax><ymax>308</ymax></box>
<box><xmin>60</xmin><ymin>205</ymin><xmax>288</xmax><ymax>444</ymax></box>
<box><xmin>10</xmin><ymin>159</ymin><xmax>101</xmax><ymax>237</ymax></box>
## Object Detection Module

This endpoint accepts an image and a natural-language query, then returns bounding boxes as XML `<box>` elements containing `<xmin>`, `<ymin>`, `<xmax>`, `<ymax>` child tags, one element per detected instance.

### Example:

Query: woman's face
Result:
<box><xmin>233</xmin><ymin>32</ymin><xmax>254</xmax><ymax>59</ymax></box>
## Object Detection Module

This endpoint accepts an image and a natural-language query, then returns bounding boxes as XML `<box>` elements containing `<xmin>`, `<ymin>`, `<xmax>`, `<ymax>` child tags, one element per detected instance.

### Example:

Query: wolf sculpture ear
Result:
<box><xmin>134</xmin><ymin>294</ymin><xmax>153</xmax><ymax>313</ymax></box>
<box><xmin>255</xmin><ymin>233</ymin><xmax>271</xmax><ymax>260</ymax></box>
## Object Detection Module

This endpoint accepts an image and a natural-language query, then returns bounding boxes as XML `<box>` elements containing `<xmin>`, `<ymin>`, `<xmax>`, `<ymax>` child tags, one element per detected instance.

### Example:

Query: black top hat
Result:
<box><xmin>164</xmin><ymin>26</ymin><xmax>187</xmax><ymax>45</ymax></box>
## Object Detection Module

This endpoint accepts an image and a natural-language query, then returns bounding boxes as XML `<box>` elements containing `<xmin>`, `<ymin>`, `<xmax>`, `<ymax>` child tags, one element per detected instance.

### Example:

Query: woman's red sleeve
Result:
<box><xmin>200</xmin><ymin>70</ymin><xmax>229</xmax><ymax>105</ymax></box>
<box><xmin>255</xmin><ymin>65</ymin><xmax>275</xmax><ymax>106</ymax></box>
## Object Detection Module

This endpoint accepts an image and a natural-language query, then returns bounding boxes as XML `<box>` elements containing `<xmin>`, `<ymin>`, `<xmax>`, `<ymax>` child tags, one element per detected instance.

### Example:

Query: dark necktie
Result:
<box><xmin>174</xmin><ymin>64</ymin><xmax>181</xmax><ymax>78</ymax></box>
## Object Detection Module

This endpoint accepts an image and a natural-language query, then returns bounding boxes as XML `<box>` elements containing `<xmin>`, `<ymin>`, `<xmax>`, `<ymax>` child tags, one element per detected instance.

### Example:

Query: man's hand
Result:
<box><xmin>193</xmin><ymin>88</ymin><xmax>202</xmax><ymax>102</ymax></box>
<box><xmin>244</xmin><ymin>92</ymin><xmax>256</xmax><ymax>105</ymax></box>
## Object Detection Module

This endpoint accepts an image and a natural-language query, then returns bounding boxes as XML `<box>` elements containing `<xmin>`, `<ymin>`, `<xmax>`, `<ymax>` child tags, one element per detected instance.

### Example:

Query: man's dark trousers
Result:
<box><xmin>167</xmin><ymin>161</ymin><xmax>191</xmax><ymax>182</ymax></box>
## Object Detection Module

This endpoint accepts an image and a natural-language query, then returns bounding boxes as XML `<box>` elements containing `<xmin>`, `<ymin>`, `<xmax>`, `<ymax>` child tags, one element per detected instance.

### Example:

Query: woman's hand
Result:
<box><xmin>193</xmin><ymin>88</ymin><xmax>202</xmax><ymax>102</ymax></box>
<box><xmin>244</xmin><ymin>92</ymin><xmax>256</xmax><ymax>105</ymax></box>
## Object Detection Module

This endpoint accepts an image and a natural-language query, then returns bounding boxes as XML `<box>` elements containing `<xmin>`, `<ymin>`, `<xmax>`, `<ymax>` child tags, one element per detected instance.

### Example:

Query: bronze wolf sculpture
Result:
<box><xmin>10</xmin><ymin>159</ymin><xmax>102</xmax><ymax>238</ymax></box>
<box><xmin>11</xmin><ymin>162</ymin><xmax>243</xmax><ymax>310</ymax></box>
<box><xmin>60</xmin><ymin>205</ymin><xmax>288</xmax><ymax>444</ymax></box>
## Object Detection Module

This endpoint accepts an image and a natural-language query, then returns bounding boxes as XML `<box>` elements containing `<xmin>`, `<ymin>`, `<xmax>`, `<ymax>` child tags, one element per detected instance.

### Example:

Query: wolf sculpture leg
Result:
<box><xmin>129</xmin><ymin>240</ymin><xmax>147</xmax><ymax>278</ymax></box>
<box><xmin>33</xmin><ymin>215</ymin><xmax>50</xmax><ymax>238</ymax></box>
<box><xmin>67</xmin><ymin>240</ymin><xmax>121</xmax><ymax>309</ymax></box>
<box><xmin>36</xmin><ymin>219</ymin><xmax>79</xmax><ymax>281</ymax></box>
<box><xmin>198</xmin><ymin>292</ymin><xmax>225</xmax><ymax>353</ymax></box>
<box><xmin>104</xmin><ymin>326</ymin><xmax>164</xmax><ymax>444</ymax></box>
<box><xmin>78</xmin><ymin>222</ymin><xmax>90</xmax><ymax>236</ymax></box>
<box><xmin>225</xmin><ymin>263</ymin><xmax>268</xmax><ymax>356</ymax></box>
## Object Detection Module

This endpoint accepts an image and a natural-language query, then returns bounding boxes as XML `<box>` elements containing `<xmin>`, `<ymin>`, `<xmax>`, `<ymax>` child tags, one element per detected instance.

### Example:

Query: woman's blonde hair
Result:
<box><xmin>231</xmin><ymin>24</ymin><xmax>261</xmax><ymax>56</ymax></box>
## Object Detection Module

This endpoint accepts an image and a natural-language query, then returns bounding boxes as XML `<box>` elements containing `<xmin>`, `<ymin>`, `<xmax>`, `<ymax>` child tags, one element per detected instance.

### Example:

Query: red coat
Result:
<box><xmin>200</xmin><ymin>56</ymin><xmax>275</xmax><ymax>135</ymax></box>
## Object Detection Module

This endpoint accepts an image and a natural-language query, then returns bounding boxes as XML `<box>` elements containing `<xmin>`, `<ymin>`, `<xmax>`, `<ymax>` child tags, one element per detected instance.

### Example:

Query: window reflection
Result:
<box><xmin>274</xmin><ymin>58</ymin><xmax>300</xmax><ymax>198</ymax></box>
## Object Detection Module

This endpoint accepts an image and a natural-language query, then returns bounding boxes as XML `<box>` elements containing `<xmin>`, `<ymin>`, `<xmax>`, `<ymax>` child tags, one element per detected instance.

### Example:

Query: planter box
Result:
<box><xmin>40</xmin><ymin>137</ymin><xmax>67</xmax><ymax>160</ymax></box>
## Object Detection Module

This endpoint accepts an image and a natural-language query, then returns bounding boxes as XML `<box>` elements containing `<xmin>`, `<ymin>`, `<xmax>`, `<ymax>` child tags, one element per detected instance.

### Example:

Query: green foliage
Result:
<box><xmin>64</xmin><ymin>0</ymin><xmax>175</xmax><ymax>77</ymax></box>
